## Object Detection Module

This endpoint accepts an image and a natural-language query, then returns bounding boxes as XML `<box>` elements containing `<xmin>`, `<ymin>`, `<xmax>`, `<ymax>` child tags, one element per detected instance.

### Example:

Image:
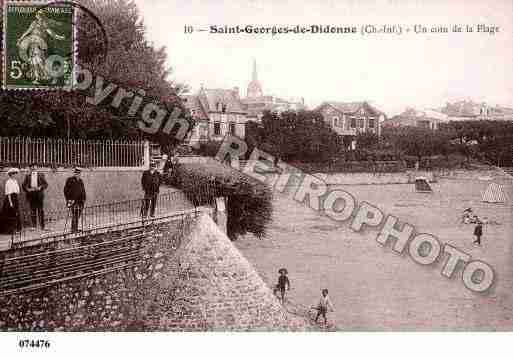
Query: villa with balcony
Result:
<box><xmin>316</xmin><ymin>101</ymin><xmax>386</xmax><ymax>148</ymax></box>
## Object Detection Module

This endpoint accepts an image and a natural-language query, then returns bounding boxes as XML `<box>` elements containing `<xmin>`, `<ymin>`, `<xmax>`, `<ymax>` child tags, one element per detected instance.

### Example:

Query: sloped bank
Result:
<box><xmin>157</xmin><ymin>214</ymin><xmax>309</xmax><ymax>330</ymax></box>
<box><xmin>0</xmin><ymin>214</ymin><xmax>309</xmax><ymax>331</ymax></box>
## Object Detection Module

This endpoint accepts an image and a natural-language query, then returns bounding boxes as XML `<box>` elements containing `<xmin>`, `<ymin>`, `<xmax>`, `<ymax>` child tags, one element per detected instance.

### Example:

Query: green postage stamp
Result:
<box><xmin>3</xmin><ymin>1</ymin><xmax>75</xmax><ymax>90</ymax></box>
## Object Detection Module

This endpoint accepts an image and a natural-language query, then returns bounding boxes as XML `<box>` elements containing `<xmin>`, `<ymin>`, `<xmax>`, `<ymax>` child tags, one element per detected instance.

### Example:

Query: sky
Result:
<box><xmin>133</xmin><ymin>0</ymin><xmax>513</xmax><ymax>116</ymax></box>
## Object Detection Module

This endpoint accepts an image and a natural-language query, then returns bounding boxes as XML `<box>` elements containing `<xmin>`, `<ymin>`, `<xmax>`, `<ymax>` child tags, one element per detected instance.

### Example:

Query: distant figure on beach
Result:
<box><xmin>22</xmin><ymin>163</ymin><xmax>48</xmax><ymax>230</ymax></box>
<box><xmin>274</xmin><ymin>268</ymin><xmax>290</xmax><ymax>304</ymax></box>
<box><xmin>64</xmin><ymin>167</ymin><xmax>86</xmax><ymax>233</ymax></box>
<box><xmin>1</xmin><ymin>168</ymin><xmax>22</xmax><ymax>234</ymax></box>
<box><xmin>141</xmin><ymin>162</ymin><xmax>161</xmax><ymax>218</ymax></box>
<box><xmin>314</xmin><ymin>289</ymin><xmax>335</xmax><ymax>325</ymax></box>
<box><xmin>473</xmin><ymin>221</ymin><xmax>483</xmax><ymax>246</ymax></box>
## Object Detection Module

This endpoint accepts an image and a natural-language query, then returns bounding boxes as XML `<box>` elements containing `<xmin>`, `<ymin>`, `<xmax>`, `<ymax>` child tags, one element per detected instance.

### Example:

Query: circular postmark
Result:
<box><xmin>37</xmin><ymin>0</ymin><xmax>109</xmax><ymax>63</ymax></box>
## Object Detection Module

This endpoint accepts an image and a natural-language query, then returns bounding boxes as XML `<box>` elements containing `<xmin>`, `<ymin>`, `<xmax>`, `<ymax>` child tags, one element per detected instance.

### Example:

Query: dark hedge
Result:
<box><xmin>165</xmin><ymin>158</ymin><xmax>273</xmax><ymax>240</ymax></box>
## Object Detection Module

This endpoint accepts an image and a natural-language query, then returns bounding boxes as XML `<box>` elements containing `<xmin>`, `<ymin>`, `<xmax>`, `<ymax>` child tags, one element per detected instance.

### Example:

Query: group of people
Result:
<box><xmin>0</xmin><ymin>156</ymin><xmax>179</xmax><ymax>235</ymax></box>
<box><xmin>0</xmin><ymin>164</ymin><xmax>87</xmax><ymax>234</ymax></box>
<box><xmin>1</xmin><ymin>164</ymin><xmax>50</xmax><ymax>234</ymax></box>
<box><xmin>273</xmin><ymin>268</ymin><xmax>335</xmax><ymax>326</ymax></box>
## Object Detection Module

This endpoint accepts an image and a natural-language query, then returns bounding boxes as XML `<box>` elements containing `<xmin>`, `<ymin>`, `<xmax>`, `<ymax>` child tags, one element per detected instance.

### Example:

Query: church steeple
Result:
<box><xmin>247</xmin><ymin>58</ymin><xmax>263</xmax><ymax>98</ymax></box>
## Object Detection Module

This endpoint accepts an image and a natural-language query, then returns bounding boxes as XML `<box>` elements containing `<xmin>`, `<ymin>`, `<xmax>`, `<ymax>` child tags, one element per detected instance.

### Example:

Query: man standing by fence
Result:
<box><xmin>64</xmin><ymin>167</ymin><xmax>86</xmax><ymax>233</ymax></box>
<box><xmin>22</xmin><ymin>163</ymin><xmax>48</xmax><ymax>230</ymax></box>
<box><xmin>141</xmin><ymin>162</ymin><xmax>161</xmax><ymax>219</ymax></box>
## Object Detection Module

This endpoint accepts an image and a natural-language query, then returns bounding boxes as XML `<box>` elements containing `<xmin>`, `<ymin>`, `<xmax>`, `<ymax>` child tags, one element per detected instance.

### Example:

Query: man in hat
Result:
<box><xmin>64</xmin><ymin>167</ymin><xmax>86</xmax><ymax>233</ymax></box>
<box><xmin>141</xmin><ymin>162</ymin><xmax>161</xmax><ymax>218</ymax></box>
<box><xmin>22</xmin><ymin>163</ymin><xmax>48</xmax><ymax>230</ymax></box>
<box><xmin>1</xmin><ymin>168</ymin><xmax>21</xmax><ymax>233</ymax></box>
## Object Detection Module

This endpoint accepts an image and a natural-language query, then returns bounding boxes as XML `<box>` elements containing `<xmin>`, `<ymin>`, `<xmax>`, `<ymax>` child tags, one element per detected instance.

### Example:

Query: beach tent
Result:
<box><xmin>415</xmin><ymin>177</ymin><xmax>432</xmax><ymax>193</ymax></box>
<box><xmin>482</xmin><ymin>183</ymin><xmax>507</xmax><ymax>203</ymax></box>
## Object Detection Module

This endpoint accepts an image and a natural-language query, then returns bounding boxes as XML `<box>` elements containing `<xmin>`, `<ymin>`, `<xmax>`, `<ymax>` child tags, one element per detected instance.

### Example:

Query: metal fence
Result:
<box><xmin>6</xmin><ymin>185</ymin><xmax>217</xmax><ymax>247</ymax></box>
<box><xmin>0</xmin><ymin>137</ymin><xmax>148</xmax><ymax>168</ymax></box>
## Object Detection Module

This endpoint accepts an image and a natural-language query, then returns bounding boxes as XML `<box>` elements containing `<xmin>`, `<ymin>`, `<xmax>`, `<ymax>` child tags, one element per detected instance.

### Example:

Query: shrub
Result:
<box><xmin>165</xmin><ymin>158</ymin><xmax>272</xmax><ymax>240</ymax></box>
<box><xmin>194</xmin><ymin>140</ymin><xmax>222</xmax><ymax>157</ymax></box>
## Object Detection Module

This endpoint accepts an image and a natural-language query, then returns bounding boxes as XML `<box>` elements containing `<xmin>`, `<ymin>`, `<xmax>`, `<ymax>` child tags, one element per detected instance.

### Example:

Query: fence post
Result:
<box><xmin>143</xmin><ymin>140</ymin><xmax>150</xmax><ymax>169</ymax></box>
<box><xmin>214</xmin><ymin>197</ymin><xmax>227</xmax><ymax>234</ymax></box>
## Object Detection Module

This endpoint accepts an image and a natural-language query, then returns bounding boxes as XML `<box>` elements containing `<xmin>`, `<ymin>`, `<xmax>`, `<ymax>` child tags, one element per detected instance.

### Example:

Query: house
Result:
<box><xmin>440</xmin><ymin>100</ymin><xmax>513</xmax><ymax>121</ymax></box>
<box><xmin>182</xmin><ymin>87</ymin><xmax>250</xmax><ymax>145</ymax></box>
<box><xmin>244</xmin><ymin>95</ymin><xmax>306</xmax><ymax>121</ymax></box>
<box><xmin>385</xmin><ymin>108</ymin><xmax>448</xmax><ymax>130</ymax></box>
<box><xmin>316</xmin><ymin>101</ymin><xmax>385</xmax><ymax>148</ymax></box>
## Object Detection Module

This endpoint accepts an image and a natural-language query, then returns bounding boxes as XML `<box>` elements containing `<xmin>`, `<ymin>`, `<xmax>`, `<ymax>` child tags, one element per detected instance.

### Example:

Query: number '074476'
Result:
<box><xmin>18</xmin><ymin>339</ymin><xmax>51</xmax><ymax>349</ymax></box>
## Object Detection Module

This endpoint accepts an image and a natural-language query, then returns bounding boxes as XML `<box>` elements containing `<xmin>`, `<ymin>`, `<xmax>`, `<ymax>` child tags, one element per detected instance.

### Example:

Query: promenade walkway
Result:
<box><xmin>0</xmin><ymin>186</ymin><xmax>194</xmax><ymax>251</ymax></box>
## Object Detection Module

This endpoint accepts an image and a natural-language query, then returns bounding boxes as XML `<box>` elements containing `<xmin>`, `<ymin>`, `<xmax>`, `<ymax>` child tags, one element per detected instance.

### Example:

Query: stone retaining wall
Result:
<box><xmin>0</xmin><ymin>218</ymin><xmax>186</xmax><ymax>331</ymax></box>
<box><xmin>0</xmin><ymin>214</ymin><xmax>308</xmax><ymax>331</ymax></box>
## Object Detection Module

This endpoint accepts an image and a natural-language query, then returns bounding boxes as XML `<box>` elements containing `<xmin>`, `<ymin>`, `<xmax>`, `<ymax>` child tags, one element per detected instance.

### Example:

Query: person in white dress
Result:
<box><xmin>1</xmin><ymin>168</ymin><xmax>22</xmax><ymax>233</ymax></box>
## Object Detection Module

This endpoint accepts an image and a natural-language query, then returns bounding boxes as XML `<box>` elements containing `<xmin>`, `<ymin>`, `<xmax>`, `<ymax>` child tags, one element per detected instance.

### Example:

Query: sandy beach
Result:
<box><xmin>237</xmin><ymin>172</ymin><xmax>513</xmax><ymax>330</ymax></box>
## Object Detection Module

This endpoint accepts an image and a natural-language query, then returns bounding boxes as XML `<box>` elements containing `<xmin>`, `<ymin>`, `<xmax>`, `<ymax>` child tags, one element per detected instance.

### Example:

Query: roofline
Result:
<box><xmin>316</xmin><ymin>101</ymin><xmax>385</xmax><ymax>116</ymax></box>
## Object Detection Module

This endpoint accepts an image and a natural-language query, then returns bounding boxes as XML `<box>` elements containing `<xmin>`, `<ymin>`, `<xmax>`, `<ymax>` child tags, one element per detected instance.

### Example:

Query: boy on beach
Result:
<box><xmin>314</xmin><ymin>289</ymin><xmax>335</xmax><ymax>325</ymax></box>
<box><xmin>473</xmin><ymin>221</ymin><xmax>483</xmax><ymax>246</ymax></box>
<box><xmin>274</xmin><ymin>268</ymin><xmax>290</xmax><ymax>304</ymax></box>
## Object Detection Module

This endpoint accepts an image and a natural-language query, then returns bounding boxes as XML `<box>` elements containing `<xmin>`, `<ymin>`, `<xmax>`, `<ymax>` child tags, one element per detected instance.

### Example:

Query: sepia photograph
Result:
<box><xmin>0</xmin><ymin>0</ymin><xmax>512</xmax><ymax>357</ymax></box>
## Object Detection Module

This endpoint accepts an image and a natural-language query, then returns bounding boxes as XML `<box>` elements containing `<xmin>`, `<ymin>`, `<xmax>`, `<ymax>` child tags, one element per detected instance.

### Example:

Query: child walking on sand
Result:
<box><xmin>314</xmin><ymin>289</ymin><xmax>335</xmax><ymax>325</ymax></box>
<box><xmin>473</xmin><ymin>221</ymin><xmax>483</xmax><ymax>246</ymax></box>
<box><xmin>274</xmin><ymin>268</ymin><xmax>290</xmax><ymax>304</ymax></box>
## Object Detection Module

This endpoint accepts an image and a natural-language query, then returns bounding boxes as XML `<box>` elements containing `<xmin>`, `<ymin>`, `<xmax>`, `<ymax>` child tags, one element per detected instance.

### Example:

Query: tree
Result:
<box><xmin>441</xmin><ymin>120</ymin><xmax>513</xmax><ymax>166</ymax></box>
<box><xmin>0</xmin><ymin>0</ymin><xmax>192</xmax><ymax>149</ymax></box>
<box><xmin>256</xmin><ymin>110</ymin><xmax>343</xmax><ymax>162</ymax></box>
<box><xmin>382</xmin><ymin>127</ymin><xmax>451</xmax><ymax>162</ymax></box>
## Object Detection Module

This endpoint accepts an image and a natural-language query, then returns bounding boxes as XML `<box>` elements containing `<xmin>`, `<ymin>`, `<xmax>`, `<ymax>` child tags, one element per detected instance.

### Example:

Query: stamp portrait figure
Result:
<box><xmin>3</xmin><ymin>2</ymin><xmax>74</xmax><ymax>89</ymax></box>
<box><xmin>16</xmin><ymin>10</ymin><xmax>66</xmax><ymax>84</ymax></box>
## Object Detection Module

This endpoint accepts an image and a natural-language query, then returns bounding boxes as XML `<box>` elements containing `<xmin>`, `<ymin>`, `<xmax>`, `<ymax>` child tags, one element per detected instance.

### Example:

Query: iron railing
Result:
<box><xmin>5</xmin><ymin>185</ymin><xmax>218</xmax><ymax>248</ymax></box>
<box><xmin>0</xmin><ymin>137</ymin><xmax>147</xmax><ymax>168</ymax></box>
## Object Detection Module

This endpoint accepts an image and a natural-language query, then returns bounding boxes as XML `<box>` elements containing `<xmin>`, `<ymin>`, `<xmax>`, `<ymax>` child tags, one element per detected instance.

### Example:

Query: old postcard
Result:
<box><xmin>0</xmin><ymin>0</ymin><xmax>512</xmax><ymax>357</ymax></box>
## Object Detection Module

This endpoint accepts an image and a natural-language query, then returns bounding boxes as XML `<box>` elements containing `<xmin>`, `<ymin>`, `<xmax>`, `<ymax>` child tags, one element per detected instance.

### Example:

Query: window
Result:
<box><xmin>368</xmin><ymin>118</ymin><xmax>375</xmax><ymax>128</ymax></box>
<box><xmin>333</xmin><ymin>117</ymin><xmax>339</xmax><ymax>127</ymax></box>
<box><xmin>350</xmin><ymin>118</ymin><xmax>356</xmax><ymax>128</ymax></box>
<box><xmin>214</xmin><ymin>122</ymin><xmax>221</xmax><ymax>135</ymax></box>
<box><xmin>359</xmin><ymin>119</ymin><xmax>365</xmax><ymax>128</ymax></box>
<box><xmin>417</xmin><ymin>120</ymin><xmax>430</xmax><ymax>129</ymax></box>
<box><xmin>229</xmin><ymin>122</ymin><xmax>236</xmax><ymax>135</ymax></box>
